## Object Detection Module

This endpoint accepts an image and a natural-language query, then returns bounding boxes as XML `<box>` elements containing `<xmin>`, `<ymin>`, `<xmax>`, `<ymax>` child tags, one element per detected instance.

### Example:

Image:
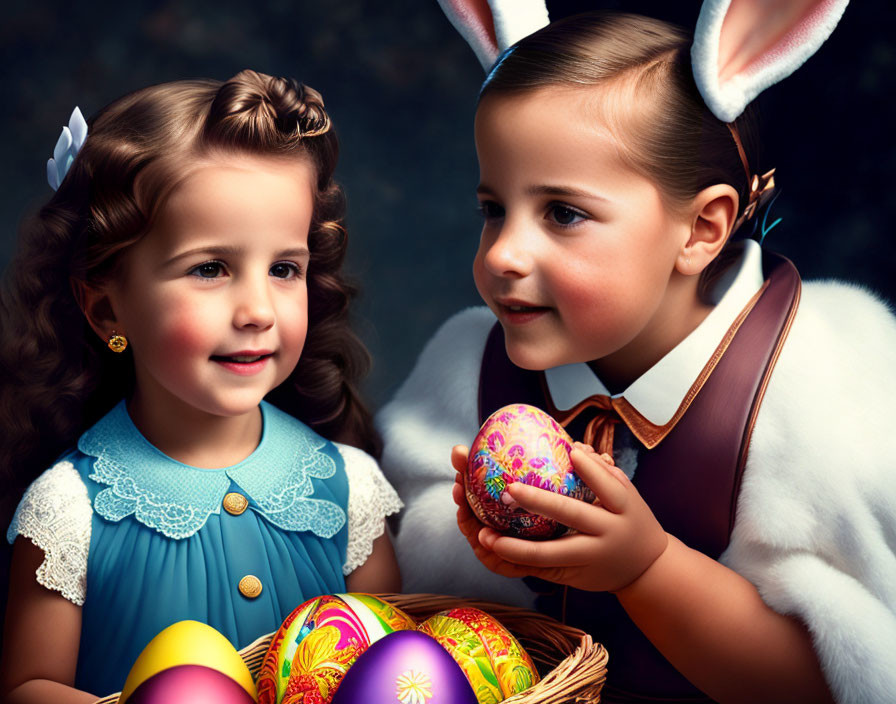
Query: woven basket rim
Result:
<box><xmin>93</xmin><ymin>592</ymin><xmax>608</xmax><ymax>704</ymax></box>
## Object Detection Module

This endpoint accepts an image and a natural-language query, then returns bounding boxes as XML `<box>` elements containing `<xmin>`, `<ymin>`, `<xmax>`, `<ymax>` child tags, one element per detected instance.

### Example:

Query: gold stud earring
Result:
<box><xmin>107</xmin><ymin>332</ymin><xmax>128</xmax><ymax>353</ymax></box>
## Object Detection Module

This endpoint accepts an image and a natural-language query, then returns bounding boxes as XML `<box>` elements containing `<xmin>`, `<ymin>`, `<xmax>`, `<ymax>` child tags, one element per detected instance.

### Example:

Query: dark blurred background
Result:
<box><xmin>2</xmin><ymin>1</ymin><xmax>894</xmax><ymax>408</ymax></box>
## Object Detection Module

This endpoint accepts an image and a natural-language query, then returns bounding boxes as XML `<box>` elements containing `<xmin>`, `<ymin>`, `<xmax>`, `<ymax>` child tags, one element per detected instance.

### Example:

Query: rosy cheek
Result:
<box><xmin>471</xmin><ymin>256</ymin><xmax>482</xmax><ymax>281</ymax></box>
<box><xmin>150</xmin><ymin>300</ymin><xmax>215</xmax><ymax>356</ymax></box>
<box><xmin>274</xmin><ymin>297</ymin><xmax>308</xmax><ymax>352</ymax></box>
<box><xmin>552</xmin><ymin>268</ymin><xmax>635</xmax><ymax>345</ymax></box>
<box><xmin>552</xmin><ymin>270</ymin><xmax>604</xmax><ymax>316</ymax></box>
<box><xmin>280</xmin><ymin>325</ymin><xmax>307</xmax><ymax>358</ymax></box>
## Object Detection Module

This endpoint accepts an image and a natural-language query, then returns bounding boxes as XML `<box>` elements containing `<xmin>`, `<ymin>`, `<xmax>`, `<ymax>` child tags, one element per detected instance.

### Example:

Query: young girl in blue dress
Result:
<box><xmin>0</xmin><ymin>69</ymin><xmax>402</xmax><ymax>702</ymax></box>
<box><xmin>379</xmin><ymin>1</ymin><xmax>896</xmax><ymax>703</ymax></box>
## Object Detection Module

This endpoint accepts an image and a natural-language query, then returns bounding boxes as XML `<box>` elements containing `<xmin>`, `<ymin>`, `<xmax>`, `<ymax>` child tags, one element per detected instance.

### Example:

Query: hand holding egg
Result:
<box><xmin>464</xmin><ymin>404</ymin><xmax>595</xmax><ymax>539</ymax></box>
<box><xmin>457</xmin><ymin>428</ymin><xmax>670</xmax><ymax>593</ymax></box>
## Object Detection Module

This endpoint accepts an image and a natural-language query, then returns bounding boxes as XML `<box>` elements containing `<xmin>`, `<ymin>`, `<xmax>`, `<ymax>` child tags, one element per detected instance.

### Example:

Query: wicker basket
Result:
<box><xmin>93</xmin><ymin>592</ymin><xmax>608</xmax><ymax>704</ymax></box>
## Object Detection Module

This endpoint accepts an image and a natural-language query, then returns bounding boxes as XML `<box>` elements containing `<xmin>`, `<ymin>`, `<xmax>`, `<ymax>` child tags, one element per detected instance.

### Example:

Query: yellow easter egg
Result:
<box><xmin>119</xmin><ymin>620</ymin><xmax>256</xmax><ymax>704</ymax></box>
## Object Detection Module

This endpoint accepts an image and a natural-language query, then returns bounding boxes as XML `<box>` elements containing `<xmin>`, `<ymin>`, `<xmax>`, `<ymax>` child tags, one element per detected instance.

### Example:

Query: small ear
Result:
<box><xmin>678</xmin><ymin>184</ymin><xmax>739</xmax><ymax>275</ymax></box>
<box><xmin>692</xmin><ymin>0</ymin><xmax>849</xmax><ymax>122</ymax></box>
<box><xmin>72</xmin><ymin>278</ymin><xmax>121</xmax><ymax>345</ymax></box>
<box><xmin>437</xmin><ymin>0</ymin><xmax>550</xmax><ymax>71</ymax></box>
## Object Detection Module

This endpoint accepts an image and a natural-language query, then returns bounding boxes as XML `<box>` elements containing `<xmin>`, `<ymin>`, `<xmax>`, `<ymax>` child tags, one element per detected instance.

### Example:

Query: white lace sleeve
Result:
<box><xmin>337</xmin><ymin>444</ymin><xmax>403</xmax><ymax>575</ymax></box>
<box><xmin>6</xmin><ymin>461</ymin><xmax>92</xmax><ymax>605</ymax></box>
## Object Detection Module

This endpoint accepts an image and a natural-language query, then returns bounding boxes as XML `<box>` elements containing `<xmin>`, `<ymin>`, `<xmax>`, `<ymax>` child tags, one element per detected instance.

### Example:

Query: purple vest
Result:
<box><xmin>477</xmin><ymin>251</ymin><xmax>801</xmax><ymax>703</ymax></box>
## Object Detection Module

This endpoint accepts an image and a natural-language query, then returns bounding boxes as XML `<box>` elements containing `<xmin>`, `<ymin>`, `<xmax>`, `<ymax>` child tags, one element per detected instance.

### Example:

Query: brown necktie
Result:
<box><xmin>551</xmin><ymin>394</ymin><xmax>622</xmax><ymax>458</ymax></box>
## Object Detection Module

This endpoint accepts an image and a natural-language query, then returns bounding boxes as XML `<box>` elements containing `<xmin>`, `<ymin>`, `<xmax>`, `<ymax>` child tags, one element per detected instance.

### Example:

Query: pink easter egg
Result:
<box><xmin>256</xmin><ymin>593</ymin><xmax>416</xmax><ymax>704</ymax></box>
<box><xmin>127</xmin><ymin>664</ymin><xmax>256</xmax><ymax>704</ymax></box>
<box><xmin>466</xmin><ymin>403</ymin><xmax>594</xmax><ymax>539</ymax></box>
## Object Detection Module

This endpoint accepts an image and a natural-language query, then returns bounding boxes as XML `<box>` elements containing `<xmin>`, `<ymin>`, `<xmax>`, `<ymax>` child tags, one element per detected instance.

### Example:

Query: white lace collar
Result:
<box><xmin>79</xmin><ymin>400</ymin><xmax>346</xmax><ymax>540</ymax></box>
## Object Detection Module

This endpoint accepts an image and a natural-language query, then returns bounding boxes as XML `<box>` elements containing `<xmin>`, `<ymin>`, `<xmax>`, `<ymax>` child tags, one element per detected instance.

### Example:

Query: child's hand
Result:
<box><xmin>451</xmin><ymin>445</ymin><xmax>532</xmax><ymax>579</ymax></box>
<box><xmin>452</xmin><ymin>442</ymin><xmax>669</xmax><ymax>592</ymax></box>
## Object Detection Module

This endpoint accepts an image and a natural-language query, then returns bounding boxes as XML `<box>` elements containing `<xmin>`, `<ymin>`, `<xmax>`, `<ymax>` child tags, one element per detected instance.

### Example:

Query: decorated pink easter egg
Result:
<box><xmin>256</xmin><ymin>593</ymin><xmax>417</xmax><ymax>704</ymax></box>
<box><xmin>331</xmin><ymin>630</ymin><xmax>478</xmax><ymax>704</ymax></box>
<box><xmin>127</xmin><ymin>664</ymin><xmax>256</xmax><ymax>704</ymax></box>
<box><xmin>417</xmin><ymin>607</ymin><xmax>539</xmax><ymax>702</ymax></box>
<box><xmin>466</xmin><ymin>403</ymin><xmax>594</xmax><ymax>539</ymax></box>
<box><xmin>119</xmin><ymin>620</ymin><xmax>256</xmax><ymax>704</ymax></box>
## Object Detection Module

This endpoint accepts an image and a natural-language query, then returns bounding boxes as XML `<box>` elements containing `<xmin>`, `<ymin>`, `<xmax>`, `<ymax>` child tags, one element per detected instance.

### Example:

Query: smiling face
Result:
<box><xmin>473</xmin><ymin>86</ymin><xmax>699</xmax><ymax>380</ymax></box>
<box><xmin>105</xmin><ymin>154</ymin><xmax>315</xmax><ymax>423</ymax></box>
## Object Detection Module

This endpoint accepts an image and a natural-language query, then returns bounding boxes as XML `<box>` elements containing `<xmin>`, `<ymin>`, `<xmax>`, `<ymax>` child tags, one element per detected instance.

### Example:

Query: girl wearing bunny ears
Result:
<box><xmin>0</xmin><ymin>70</ymin><xmax>402</xmax><ymax>701</ymax></box>
<box><xmin>379</xmin><ymin>1</ymin><xmax>896</xmax><ymax>702</ymax></box>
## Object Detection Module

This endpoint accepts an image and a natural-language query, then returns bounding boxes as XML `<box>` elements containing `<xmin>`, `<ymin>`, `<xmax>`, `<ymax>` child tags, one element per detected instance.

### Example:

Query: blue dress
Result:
<box><xmin>12</xmin><ymin>400</ymin><xmax>350</xmax><ymax>697</ymax></box>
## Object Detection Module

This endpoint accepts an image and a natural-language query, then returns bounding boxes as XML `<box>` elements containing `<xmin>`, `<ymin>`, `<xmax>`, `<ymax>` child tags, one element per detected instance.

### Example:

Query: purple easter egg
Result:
<box><xmin>128</xmin><ymin>664</ymin><xmax>256</xmax><ymax>704</ymax></box>
<box><xmin>331</xmin><ymin>630</ymin><xmax>478</xmax><ymax>704</ymax></box>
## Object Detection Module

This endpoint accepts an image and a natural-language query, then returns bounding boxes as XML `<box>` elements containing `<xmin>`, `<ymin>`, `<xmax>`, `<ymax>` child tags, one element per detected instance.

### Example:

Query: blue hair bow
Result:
<box><xmin>47</xmin><ymin>107</ymin><xmax>88</xmax><ymax>191</ymax></box>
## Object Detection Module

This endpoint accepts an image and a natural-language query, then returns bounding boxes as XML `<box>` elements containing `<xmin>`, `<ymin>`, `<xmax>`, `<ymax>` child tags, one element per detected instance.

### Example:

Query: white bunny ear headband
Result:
<box><xmin>438</xmin><ymin>0</ymin><xmax>848</xmax><ymax>231</ymax></box>
<box><xmin>437</xmin><ymin>0</ymin><xmax>848</xmax><ymax>124</ymax></box>
<box><xmin>436</xmin><ymin>0</ymin><xmax>550</xmax><ymax>70</ymax></box>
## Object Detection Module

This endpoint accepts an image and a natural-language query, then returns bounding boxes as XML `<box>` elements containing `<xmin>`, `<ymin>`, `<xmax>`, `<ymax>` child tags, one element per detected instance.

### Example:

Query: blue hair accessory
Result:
<box><xmin>47</xmin><ymin>107</ymin><xmax>88</xmax><ymax>191</ymax></box>
<box><xmin>755</xmin><ymin>189</ymin><xmax>783</xmax><ymax>247</ymax></box>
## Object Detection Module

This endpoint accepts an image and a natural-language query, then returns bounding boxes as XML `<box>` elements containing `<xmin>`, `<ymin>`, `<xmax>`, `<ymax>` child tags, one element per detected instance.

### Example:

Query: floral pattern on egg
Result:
<box><xmin>416</xmin><ymin>607</ymin><xmax>539</xmax><ymax>702</ymax></box>
<box><xmin>395</xmin><ymin>670</ymin><xmax>434</xmax><ymax>704</ymax></box>
<box><xmin>466</xmin><ymin>404</ymin><xmax>594</xmax><ymax>539</ymax></box>
<box><xmin>257</xmin><ymin>594</ymin><xmax>417</xmax><ymax>704</ymax></box>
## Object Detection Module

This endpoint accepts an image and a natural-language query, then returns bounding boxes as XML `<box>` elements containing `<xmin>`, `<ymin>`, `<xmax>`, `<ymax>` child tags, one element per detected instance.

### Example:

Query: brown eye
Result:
<box><xmin>270</xmin><ymin>262</ymin><xmax>301</xmax><ymax>279</ymax></box>
<box><xmin>190</xmin><ymin>262</ymin><xmax>225</xmax><ymax>278</ymax></box>
<box><xmin>548</xmin><ymin>205</ymin><xmax>585</xmax><ymax>226</ymax></box>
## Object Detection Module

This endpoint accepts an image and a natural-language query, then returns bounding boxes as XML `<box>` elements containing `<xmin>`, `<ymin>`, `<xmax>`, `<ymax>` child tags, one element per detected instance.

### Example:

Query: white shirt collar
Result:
<box><xmin>545</xmin><ymin>239</ymin><xmax>765</xmax><ymax>425</ymax></box>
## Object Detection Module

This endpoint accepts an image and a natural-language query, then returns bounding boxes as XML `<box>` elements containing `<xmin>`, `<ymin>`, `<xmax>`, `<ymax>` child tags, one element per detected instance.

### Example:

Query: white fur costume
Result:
<box><xmin>377</xmin><ymin>252</ymin><xmax>896</xmax><ymax>703</ymax></box>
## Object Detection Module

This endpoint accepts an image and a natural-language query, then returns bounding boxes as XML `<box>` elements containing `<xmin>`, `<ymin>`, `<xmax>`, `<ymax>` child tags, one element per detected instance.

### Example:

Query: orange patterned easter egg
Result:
<box><xmin>417</xmin><ymin>607</ymin><xmax>539</xmax><ymax>702</ymax></box>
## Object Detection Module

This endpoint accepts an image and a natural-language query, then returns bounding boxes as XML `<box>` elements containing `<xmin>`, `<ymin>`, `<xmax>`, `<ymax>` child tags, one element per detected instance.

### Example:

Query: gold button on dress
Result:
<box><xmin>238</xmin><ymin>575</ymin><xmax>262</xmax><ymax>598</ymax></box>
<box><xmin>223</xmin><ymin>492</ymin><xmax>249</xmax><ymax>515</ymax></box>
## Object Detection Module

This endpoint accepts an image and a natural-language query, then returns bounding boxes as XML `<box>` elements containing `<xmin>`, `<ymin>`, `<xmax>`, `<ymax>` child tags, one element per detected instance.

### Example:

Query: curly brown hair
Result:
<box><xmin>0</xmin><ymin>69</ymin><xmax>380</xmax><ymax>523</ymax></box>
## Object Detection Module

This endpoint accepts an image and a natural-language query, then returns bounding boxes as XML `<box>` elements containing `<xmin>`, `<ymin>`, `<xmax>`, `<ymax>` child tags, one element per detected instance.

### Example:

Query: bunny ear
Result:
<box><xmin>692</xmin><ymin>0</ymin><xmax>849</xmax><ymax>122</ymax></box>
<box><xmin>437</xmin><ymin>0</ymin><xmax>550</xmax><ymax>71</ymax></box>
<box><xmin>489</xmin><ymin>0</ymin><xmax>550</xmax><ymax>55</ymax></box>
<box><xmin>437</xmin><ymin>0</ymin><xmax>499</xmax><ymax>69</ymax></box>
